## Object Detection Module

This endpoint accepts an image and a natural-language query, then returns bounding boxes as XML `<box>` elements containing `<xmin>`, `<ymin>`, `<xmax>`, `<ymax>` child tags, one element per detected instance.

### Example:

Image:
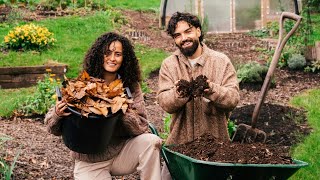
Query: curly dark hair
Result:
<box><xmin>83</xmin><ymin>32</ymin><xmax>142</xmax><ymax>92</ymax></box>
<box><xmin>166</xmin><ymin>12</ymin><xmax>204</xmax><ymax>42</ymax></box>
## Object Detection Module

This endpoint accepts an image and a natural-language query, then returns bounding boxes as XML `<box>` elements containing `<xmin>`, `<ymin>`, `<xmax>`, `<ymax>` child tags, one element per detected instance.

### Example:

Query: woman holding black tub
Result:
<box><xmin>45</xmin><ymin>32</ymin><xmax>161</xmax><ymax>180</ymax></box>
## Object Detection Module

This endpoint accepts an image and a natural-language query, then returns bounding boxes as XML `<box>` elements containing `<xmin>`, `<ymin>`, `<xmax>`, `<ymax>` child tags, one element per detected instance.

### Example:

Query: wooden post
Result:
<box><xmin>316</xmin><ymin>41</ymin><xmax>320</xmax><ymax>61</ymax></box>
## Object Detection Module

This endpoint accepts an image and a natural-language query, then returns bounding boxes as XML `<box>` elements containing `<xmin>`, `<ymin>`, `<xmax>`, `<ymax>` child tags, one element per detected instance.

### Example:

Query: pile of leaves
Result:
<box><xmin>61</xmin><ymin>71</ymin><xmax>132</xmax><ymax>117</ymax></box>
<box><xmin>177</xmin><ymin>75</ymin><xmax>209</xmax><ymax>97</ymax></box>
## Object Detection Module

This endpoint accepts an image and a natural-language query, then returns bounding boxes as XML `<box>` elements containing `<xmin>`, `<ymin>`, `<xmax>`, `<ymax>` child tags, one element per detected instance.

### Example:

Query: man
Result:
<box><xmin>157</xmin><ymin>12</ymin><xmax>240</xmax><ymax>179</ymax></box>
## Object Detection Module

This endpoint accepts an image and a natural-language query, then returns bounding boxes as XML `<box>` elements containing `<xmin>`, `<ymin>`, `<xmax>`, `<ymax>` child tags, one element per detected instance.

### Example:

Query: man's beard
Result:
<box><xmin>177</xmin><ymin>39</ymin><xmax>199</xmax><ymax>57</ymax></box>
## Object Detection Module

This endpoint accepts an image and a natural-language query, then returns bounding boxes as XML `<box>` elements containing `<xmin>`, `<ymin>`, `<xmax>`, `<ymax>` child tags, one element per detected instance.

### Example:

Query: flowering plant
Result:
<box><xmin>3</xmin><ymin>23</ymin><xmax>56</xmax><ymax>51</ymax></box>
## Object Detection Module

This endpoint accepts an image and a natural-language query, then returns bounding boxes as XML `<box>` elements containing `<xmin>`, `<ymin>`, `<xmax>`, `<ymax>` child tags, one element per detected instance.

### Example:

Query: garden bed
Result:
<box><xmin>0</xmin><ymin>64</ymin><xmax>67</xmax><ymax>89</ymax></box>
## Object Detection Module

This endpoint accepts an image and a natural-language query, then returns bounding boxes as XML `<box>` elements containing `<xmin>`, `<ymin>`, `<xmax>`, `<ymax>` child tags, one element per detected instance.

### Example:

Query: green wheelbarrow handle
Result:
<box><xmin>148</xmin><ymin>122</ymin><xmax>174</xmax><ymax>179</ymax></box>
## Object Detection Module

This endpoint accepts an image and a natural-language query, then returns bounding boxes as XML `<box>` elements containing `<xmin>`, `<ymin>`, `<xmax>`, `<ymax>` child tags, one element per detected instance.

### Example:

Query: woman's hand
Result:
<box><xmin>55</xmin><ymin>100</ymin><xmax>71</xmax><ymax>117</ymax></box>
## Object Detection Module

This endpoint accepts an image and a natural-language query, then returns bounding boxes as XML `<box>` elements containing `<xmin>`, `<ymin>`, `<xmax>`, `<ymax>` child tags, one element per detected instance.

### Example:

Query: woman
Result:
<box><xmin>45</xmin><ymin>32</ymin><xmax>162</xmax><ymax>180</ymax></box>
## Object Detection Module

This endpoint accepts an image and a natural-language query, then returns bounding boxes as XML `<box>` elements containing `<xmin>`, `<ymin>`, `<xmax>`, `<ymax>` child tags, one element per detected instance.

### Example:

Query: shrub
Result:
<box><xmin>3</xmin><ymin>23</ymin><xmax>56</xmax><ymax>51</ymax></box>
<box><xmin>287</xmin><ymin>54</ymin><xmax>306</xmax><ymax>70</ymax></box>
<box><xmin>16</xmin><ymin>72</ymin><xmax>61</xmax><ymax>116</ymax></box>
<box><xmin>304</xmin><ymin>60</ymin><xmax>320</xmax><ymax>73</ymax></box>
<box><xmin>237</xmin><ymin>62</ymin><xmax>268</xmax><ymax>83</ymax></box>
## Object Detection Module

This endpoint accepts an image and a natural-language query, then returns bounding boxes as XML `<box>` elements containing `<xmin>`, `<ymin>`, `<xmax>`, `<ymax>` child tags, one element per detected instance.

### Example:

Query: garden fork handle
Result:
<box><xmin>251</xmin><ymin>12</ymin><xmax>302</xmax><ymax>128</ymax></box>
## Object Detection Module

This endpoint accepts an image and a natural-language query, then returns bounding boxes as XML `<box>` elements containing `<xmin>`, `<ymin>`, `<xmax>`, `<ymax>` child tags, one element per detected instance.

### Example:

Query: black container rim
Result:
<box><xmin>67</xmin><ymin>106</ymin><xmax>116</xmax><ymax>119</ymax></box>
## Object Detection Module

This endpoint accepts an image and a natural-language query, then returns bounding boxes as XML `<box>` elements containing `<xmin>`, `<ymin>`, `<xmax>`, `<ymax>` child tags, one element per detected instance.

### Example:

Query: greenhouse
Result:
<box><xmin>160</xmin><ymin>0</ymin><xmax>302</xmax><ymax>33</ymax></box>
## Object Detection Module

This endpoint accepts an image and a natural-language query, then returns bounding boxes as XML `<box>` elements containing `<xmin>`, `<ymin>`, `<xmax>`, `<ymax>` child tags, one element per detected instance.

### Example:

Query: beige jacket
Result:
<box><xmin>157</xmin><ymin>44</ymin><xmax>240</xmax><ymax>145</ymax></box>
<box><xmin>45</xmin><ymin>83</ymin><xmax>148</xmax><ymax>163</ymax></box>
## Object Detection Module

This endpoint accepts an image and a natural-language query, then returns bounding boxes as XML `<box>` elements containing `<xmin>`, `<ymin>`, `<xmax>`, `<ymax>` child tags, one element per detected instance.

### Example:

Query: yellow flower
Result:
<box><xmin>4</xmin><ymin>36</ymin><xmax>9</xmax><ymax>43</ymax></box>
<box><xmin>52</xmin><ymin>94</ymin><xmax>57</xmax><ymax>100</ymax></box>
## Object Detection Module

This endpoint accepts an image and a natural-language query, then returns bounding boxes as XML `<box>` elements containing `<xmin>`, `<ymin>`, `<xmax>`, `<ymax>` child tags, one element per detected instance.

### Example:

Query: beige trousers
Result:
<box><xmin>74</xmin><ymin>134</ymin><xmax>161</xmax><ymax>180</ymax></box>
<box><xmin>161</xmin><ymin>163</ymin><xmax>172</xmax><ymax>180</ymax></box>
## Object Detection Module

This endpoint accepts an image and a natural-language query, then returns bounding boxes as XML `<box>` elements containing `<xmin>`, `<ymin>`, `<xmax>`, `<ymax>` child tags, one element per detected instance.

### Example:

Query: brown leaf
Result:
<box><xmin>88</xmin><ymin>107</ymin><xmax>102</xmax><ymax>115</ymax></box>
<box><xmin>111</xmin><ymin>96</ymin><xmax>126</xmax><ymax>114</ymax></box>
<box><xmin>109</xmin><ymin>79</ymin><xmax>122</xmax><ymax>90</ymax></box>
<box><xmin>80</xmin><ymin>70</ymin><xmax>90</xmax><ymax>81</ymax></box>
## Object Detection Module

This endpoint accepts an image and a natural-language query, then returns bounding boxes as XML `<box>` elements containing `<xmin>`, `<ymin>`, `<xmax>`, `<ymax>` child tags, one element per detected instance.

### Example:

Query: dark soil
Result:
<box><xmin>170</xmin><ymin>103</ymin><xmax>311</xmax><ymax>164</ymax></box>
<box><xmin>0</xmin><ymin>9</ymin><xmax>319</xmax><ymax>180</ymax></box>
<box><xmin>169</xmin><ymin>134</ymin><xmax>293</xmax><ymax>164</ymax></box>
<box><xmin>176</xmin><ymin>75</ymin><xmax>209</xmax><ymax>98</ymax></box>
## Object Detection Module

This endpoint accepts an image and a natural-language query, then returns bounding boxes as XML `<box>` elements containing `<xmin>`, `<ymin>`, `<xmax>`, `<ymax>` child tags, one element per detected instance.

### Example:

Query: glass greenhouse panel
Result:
<box><xmin>162</xmin><ymin>0</ymin><xmax>195</xmax><ymax>16</ymax></box>
<box><xmin>235</xmin><ymin>0</ymin><xmax>261</xmax><ymax>30</ymax></box>
<box><xmin>269</xmin><ymin>0</ymin><xmax>296</xmax><ymax>15</ymax></box>
<box><xmin>203</xmin><ymin>0</ymin><xmax>231</xmax><ymax>32</ymax></box>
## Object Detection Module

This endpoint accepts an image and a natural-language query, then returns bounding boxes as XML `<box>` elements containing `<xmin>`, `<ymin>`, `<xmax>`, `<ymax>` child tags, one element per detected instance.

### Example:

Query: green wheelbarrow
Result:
<box><xmin>149</xmin><ymin>123</ymin><xmax>308</xmax><ymax>180</ymax></box>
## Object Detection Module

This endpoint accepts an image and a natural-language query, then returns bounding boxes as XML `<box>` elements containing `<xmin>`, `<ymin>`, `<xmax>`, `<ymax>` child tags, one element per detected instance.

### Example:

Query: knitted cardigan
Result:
<box><xmin>157</xmin><ymin>44</ymin><xmax>240</xmax><ymax>145</ymax></box>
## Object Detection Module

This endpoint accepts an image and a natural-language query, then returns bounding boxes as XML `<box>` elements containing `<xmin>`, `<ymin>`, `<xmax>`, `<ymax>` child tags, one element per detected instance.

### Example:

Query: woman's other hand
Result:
<box><xmin>55</xmin><ymin>100</ymin><xmax>71</xmax><ymax>117</ymax></box>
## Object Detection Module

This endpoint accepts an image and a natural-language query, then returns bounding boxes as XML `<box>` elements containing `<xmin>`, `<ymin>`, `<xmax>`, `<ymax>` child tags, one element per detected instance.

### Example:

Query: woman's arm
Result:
<box><xmin>121</xmin><ymin>83</ymin><xmax>148</xmax><ymax>136</ymax></box>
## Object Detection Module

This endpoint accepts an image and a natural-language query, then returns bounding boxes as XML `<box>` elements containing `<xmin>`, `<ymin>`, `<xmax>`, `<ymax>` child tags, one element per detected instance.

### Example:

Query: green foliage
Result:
<box><xmin>227</xmin><ymin>120</ymin><xmax>237</xmax><ymax>138</ymax></box>
<box><xmin>16</xmin><ymin>73</ymin><xmax>60</xmax><ymax>116</ymax></box>
<box><xmin>141</xmin><ymin>81</ymin><xmax>151</xmax><ymax>94</ymax></box>
<box><xmin>3</xmin><ymin>23</ymin><xmax>56</xmax><ymax>51</ymax></box>
<box><xmin>0</xmin><ymin>0</ymin><xmax>9</xmax><ymax>5</ymax></box>
<box><xmin>0</xmin><ymin>135</ymin><xmax>20</xmax><ymax>180</ymax></box>
<box><xmin>105</xmin><ymin>8</ymin><xmax>128</xmax><ymax>27</ymax></box>
<box><xmin>304</xmin><ymin>60</ymin><xmax>320</xmax><ymax>73</ymax></box>
<box><xmin>247</xmin><ymin>28</ymin><xmax>269</xmax><ymax>38</ymax></box>
<box><xmin>287</xmin><ymin>54</ymin><xmax>306</xmax><ymax>70</ymax></box>
<box><xmin>237</xmin><ymin>62</ymin><xmax>268</xmax><ymax>83</ymax></box>
<box><xmin>160</xmin><ymin>113</ymin><xmax>172</xmax><ymax>140</ymax></box>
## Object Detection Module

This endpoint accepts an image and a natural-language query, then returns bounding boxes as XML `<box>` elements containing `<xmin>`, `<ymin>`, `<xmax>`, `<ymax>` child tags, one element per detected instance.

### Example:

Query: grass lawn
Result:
<box><xmin>290</xmin><ymin>89</ymin><xmax>320</xmax><ymax>179</ymax></box>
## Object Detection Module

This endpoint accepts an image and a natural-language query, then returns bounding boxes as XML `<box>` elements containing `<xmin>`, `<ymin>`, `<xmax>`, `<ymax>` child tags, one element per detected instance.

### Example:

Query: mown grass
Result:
<box><xmin>107</xmin><ymin>0</ymin><xmax>160</xmax><ymax>12</ymax></box>
<box><xmin>289</xmin><ymin>89</ymin><xmax>320</xmax><ymax>179</ymax></box>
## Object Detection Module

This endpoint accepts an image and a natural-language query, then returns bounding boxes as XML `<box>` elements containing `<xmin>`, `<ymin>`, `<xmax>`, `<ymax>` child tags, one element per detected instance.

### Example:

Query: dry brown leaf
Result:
<box><xmin>121</xmin><ymin>103</ymin><xmax>128</xmax><ymax>114</ymax></box>
<box><xmin>109</xmin><ymin>79</ymin><xmax>122</xmax><ymax>90</ymax></box>
<box><xmin>74</xmin><ymin>89</ymin><xmax>86</xmax><ymax>99</ymax></box>
<box><xmin>88</xmin><ymin>107</ymin><xmax>102</xmax><ymax>115</ymax></box>
<box><xmin>111</xmin><ymin>96</ymin><xmax>127</xmax><ymax>114</ymax></box>
<box><xmin>80</xmin><ymin>70</ymin><xmax>90</xmax><ymax>81</ymax></box>
<box><xmin>62</xmin><ymin>74</ymin><xmax>131</xmax><ymax>116</ymax></box>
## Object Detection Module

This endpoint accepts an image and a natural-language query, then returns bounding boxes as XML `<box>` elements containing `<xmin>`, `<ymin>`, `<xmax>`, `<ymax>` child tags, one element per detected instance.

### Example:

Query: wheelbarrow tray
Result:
<box><xmin>163</xmin><ymin>145</ymin><xmax>308</xmax><ymax>180</ymax></box>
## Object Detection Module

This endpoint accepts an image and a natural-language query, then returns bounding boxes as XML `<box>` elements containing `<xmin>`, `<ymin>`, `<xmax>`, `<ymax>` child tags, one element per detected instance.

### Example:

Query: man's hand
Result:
<box><xmin>204</xmin><ymin>80</ymin><xmax>214</xmax><ymax>94</ymax></box>
<box><xmin>175</xmin><ymin>79</ymin><xmax>192</xmax><ymax>98</ymax></box>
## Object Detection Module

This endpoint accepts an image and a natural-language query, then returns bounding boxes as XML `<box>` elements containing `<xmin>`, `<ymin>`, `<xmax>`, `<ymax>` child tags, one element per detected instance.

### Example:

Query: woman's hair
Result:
<box><xmin>166</xmin><ymin>12</ymin><xmax>204</xmax><ymax>42</ymax></box>
<box><xmin>83</xmin><ymin>32</ymin><xmax>142</xmax><ymax>92</ymax></box>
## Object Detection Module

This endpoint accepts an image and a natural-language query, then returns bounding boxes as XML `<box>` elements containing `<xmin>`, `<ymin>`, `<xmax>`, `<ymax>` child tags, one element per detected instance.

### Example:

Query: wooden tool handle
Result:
<box><xmin>251</xmin><ymin>12</ymin><xmax>302</xmax><ymax>128</ymax></box>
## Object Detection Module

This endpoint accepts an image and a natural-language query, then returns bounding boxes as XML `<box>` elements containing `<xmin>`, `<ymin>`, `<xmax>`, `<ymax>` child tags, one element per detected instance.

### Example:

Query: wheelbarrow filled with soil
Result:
<box><xmin>149</xmin><ymin>123</ymin><xmax>308</xmax><ymax>180</ymax></box>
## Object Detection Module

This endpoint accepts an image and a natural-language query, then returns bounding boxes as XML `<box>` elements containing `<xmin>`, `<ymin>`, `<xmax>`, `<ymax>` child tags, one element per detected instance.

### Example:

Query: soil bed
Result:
<box><xmin>169</xmin><ymin>134</ymin><xmax>292</xmax><ymax>164</ymax></box>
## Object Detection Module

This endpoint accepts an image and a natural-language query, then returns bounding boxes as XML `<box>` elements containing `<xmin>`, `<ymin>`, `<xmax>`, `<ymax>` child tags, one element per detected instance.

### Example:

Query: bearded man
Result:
<box><xmin>157</xmin><ymin>12</ymin><xmax>240</xmax><ymax>180</ymax></box>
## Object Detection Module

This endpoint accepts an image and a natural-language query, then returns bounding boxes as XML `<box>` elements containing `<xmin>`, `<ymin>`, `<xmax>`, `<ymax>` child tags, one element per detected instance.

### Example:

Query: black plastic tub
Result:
<box><xmin>61</xmin><ymin>107</ymin><xmax>121</xmax><ymax>154</ymax></box>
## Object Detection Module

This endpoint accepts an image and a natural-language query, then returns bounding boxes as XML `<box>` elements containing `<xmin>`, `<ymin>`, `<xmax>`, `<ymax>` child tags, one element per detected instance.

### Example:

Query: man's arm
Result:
<box><xmin>204</xmin><ymin>61</ymin><xmax>240</xmax><ymax>110</ymax></box>
<box><xmin>157</xmin><ymin>61</ymin><xmax>189</xmax><ymax>114</ymax></box>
